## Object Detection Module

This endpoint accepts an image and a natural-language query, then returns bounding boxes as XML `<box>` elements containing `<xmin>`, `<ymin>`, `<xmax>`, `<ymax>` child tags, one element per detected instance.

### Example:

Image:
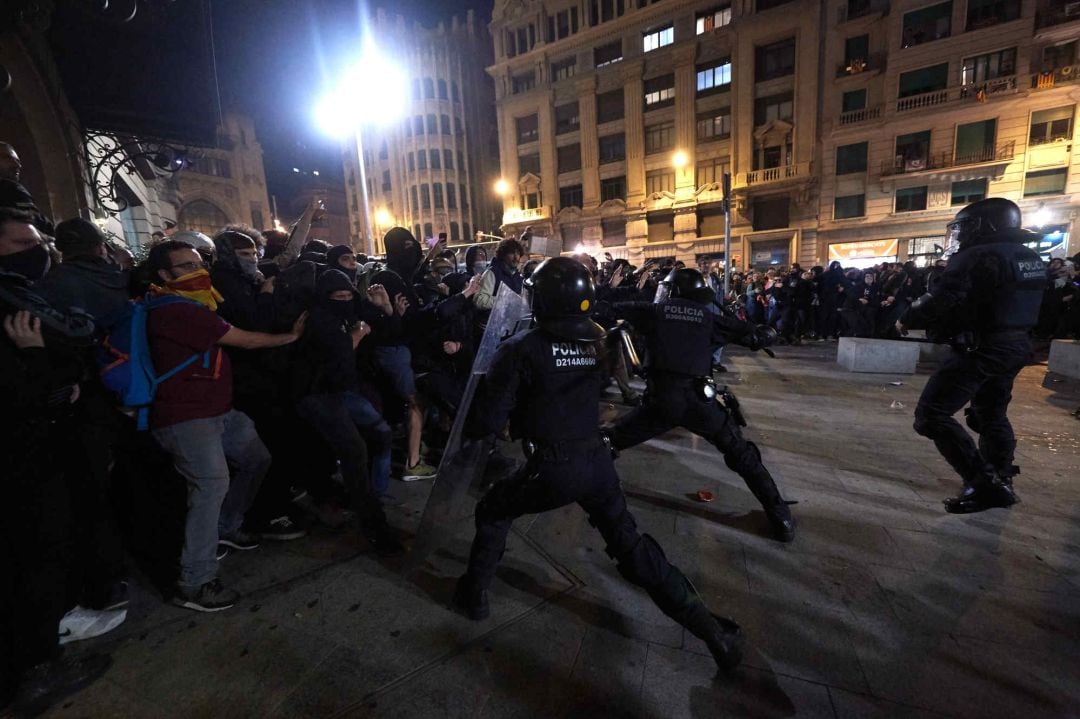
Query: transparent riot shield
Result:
<box><xmin>404</xmin><ymin>287</ymin><xmax>531</xmax><ymax>576</ymax></box>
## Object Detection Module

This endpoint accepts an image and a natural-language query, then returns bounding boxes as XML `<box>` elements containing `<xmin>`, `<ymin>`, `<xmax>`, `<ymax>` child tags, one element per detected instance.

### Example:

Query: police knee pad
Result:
<box><xmin>613</xmin><ymin>533</ymin><xmax>670</xmax><ymax>589</ymax></box>
<box><xmin>723</xmin><ymin>439</ymin><xmax>763</xmax><ymax>474</ymax></box>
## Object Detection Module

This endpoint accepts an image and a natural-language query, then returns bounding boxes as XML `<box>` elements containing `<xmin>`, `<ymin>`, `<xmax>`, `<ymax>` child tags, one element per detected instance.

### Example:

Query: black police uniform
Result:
<box><xmin>455</xmin><ymin>259</ymin><xmax>741</xmax><ymax>671</ymax></box>
<box><xmin>605</xmin><ymin>297</ymin><xmax>794</xmax><ymax>540</ymax></box>
<box><xmin>907</xmin><ymin>229</ymin><xmax>1044</xmax><ymax>512</ymax></box>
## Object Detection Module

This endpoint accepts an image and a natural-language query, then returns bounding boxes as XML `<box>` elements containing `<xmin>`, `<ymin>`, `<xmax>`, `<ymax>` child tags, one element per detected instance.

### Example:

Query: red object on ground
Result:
<box><xmin>696</xmin><ymin>490</ymin><xmax>715</xmax><ymax>503</ymax></box>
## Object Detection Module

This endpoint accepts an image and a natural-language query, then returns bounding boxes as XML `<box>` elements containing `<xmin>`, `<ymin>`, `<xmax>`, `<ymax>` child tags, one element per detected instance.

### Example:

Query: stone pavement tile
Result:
<box><xmin>783</xmin><ymin>487</ymin><xmax>933</xmax><ymax>534</ymax></box>
<box><xmin>43</xmin><ymin>677</ymin><xmax>171</xmax><ymax>719</ymax></box>
<box><xmin>81</xmin><ymin>615</ymin><xmax>335</xmax><ymax>719</ymax></box>
<box><xmin>826</xmin><ymin>687</ymin><xmax>952</xmax><ymax>719</ymax></box>
<box><xmin>785</xmin><ymin>515</ymin><xmax>914</xmax><ymax>571</ymax></box>
<box><xmin>832</xmin><ymin>469</ymin><xmax>923</xmax><ymax>501</ymax></box>
<box><xmin>640</xmin><ymin>643</ymin><xmax>836</xmax><ymax>719</ymax></box>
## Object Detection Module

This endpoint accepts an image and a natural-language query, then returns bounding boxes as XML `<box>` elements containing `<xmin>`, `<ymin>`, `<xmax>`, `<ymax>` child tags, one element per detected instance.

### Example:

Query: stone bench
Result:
<box><xmin>837</xmin><ymin>337</ymin><xmax>920</xmax><ymax>374</ymax></box>
<box><xmin>904</xmin><ymin>330</ymin><xmax>952</xmax><ymax>363</ymax></box>
<box><xmin>1048</xmin><ymin>340</ymin><xmax>1080</xmax><ymax>380</ymax></box>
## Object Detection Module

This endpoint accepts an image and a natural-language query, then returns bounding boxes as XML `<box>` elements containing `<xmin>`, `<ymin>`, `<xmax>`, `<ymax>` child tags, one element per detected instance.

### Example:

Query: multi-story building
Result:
<box><xmin>341</xmin><ymin>10</ymin><xmax>502</xmax><ymax>255</ymax></box>
<box><xmin>818</xmin><ymin>0</ymin><xmax>1079</xmax><ymax>266</ymax></box>
<box><xmin>490</xmin><ymin>0</ymin><xmax>1078</xmax><ymax>270</ymax></box>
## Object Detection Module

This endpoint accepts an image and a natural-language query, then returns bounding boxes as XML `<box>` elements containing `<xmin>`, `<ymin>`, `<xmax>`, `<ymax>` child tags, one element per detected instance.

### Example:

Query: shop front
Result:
<box><xmin>827</xmin><ymin>238</ymin><xmax>899</xmax><ymax>268</ymax></box>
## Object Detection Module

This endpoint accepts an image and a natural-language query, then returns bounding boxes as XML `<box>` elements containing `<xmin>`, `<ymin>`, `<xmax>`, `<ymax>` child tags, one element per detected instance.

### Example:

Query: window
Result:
<box><xmin>437</xmin><ymin>79</ymin><xmax>448</xmax><ymax>99</ymax></box>
<box><xmin>464</xmin><ymin>222</ymin><xmax>471</xmax><ymax>240</ymax></box>
<box><xmin>552</xmin><ymin>57</ymin><xmax>577</xmax><ymax>82</ymax></box>
<box><xmin>562</xmin><ymin>224</ymin><xmax>583</xmax><ymax>247</ymax></box>
<box><xmin>189</xmin><ymin>157</ymin><xmax>231</xmax><ymax>177</ymax></box>
<box><xmin>408</xmin><ymin>153</ymin><xmax>415</xmax><ymax>172</ymax></box>
<box><xmin>590</xmin><ymin>0</ymin><xmax>627</xmax><ymax>25</ymax></box>
<box><xmin>430</xmin><ymin>150</ymin><xmax>441</xmax><ymax>169</ymax></box>
<box><xmin>696</xmin><ymin>6</ymin><xmax>732</xmax><ymax>33</ymax></box>
<box><xmin>696</xmin><ymin>60</ymin><xmax>732</xmax><ymax>94</ymax></box>
<box><xmin>697</xmin><ymin>109</ymin><xmax>731</xmax><ymax>141</ymax></box>
<box><xmin>842</xmin><ymin>89</ymin><xmax>867</xmax><ymax>113</ymax></box>
<box><xmin>413</xmin><ymin>116</ymin><xmax>424</xmax><ymax>135</ymax></box>
<box><xmin>519</xmin><ymin>153</ymin><xmax>541</xmax><ymax>177</ymax></box>
<box><xmin>461</xmin><ymin>184</ymin><xmax>469</xmax><ymax>210</ymax></box>
<box><xmin>405</xmin><ymin>118</ymin><xmax>413</xmax><ymax>137</ymax></box>
<box><xmin>512</xmin><ymin>72</ymin><xmax>536</xmax><ymax>94</ymax></box>
<box><xmin>754</xmin><ymin>92</ymin><xmax>794</xmax><ymax>125</ymax></box>
<box><xmin>696</xmin><ymin>157</ymin><xmax>729</xmax><ymax>186</ymax></box>
<box><xmin>522</xmin><ymin>191</ymin><xmax>540</xmax><ymax>209</ymax></box>
<box><xmin>413</xmin><ymin>224</ymin><xmax>422</xmax><ymax>240</ymax></box>
<box><xmin>1024</xmin><ymin>168</ymin><xmax>1068</xmax><ymax>197</ymax></box>
<box><xmin>844</xmin><ymin>35</ymin><xmax>869</xmax><ymax>66</ymax></box>
<box><xmin>410</xmin><ymin>186</ymin><xmax>419</xmax><ymax>214</ymax></box>
<box><xmin>440</xmin><ymin>115</ymin><xmax>451</xmax><ymax>135</ymax></box>
<box><xmin>444</xmin><ymin>149</ymin><xmax>454</xmax><ymax>169</ymax></box>
<box><xmin>644</xmin><ymin>74</ymin><xmax>675</xmax><ymax>109</ymax></box>
<box><xmin>599</xmin><ymin>134</ymin><xmax>626</xmax><ymax>163</ymax></box>
<box><xmin>557</xmin><ymin>144</ymin><xmax>581</xmax><ymax>173</ymax></box>
<box><xmin>755</xmin><ymin>38</ymin><xmax>796</xmax><ymax>82</ymax></box>
<box><xmin>382</xmin><ymin>170</ymin><xmax>391</xmax><ymax>192</ymax></box>
<box><xmin>447</xmin><ymin>184</ymin><xmax>457</xmax><ymax>209</ymax></box>
<box><xmin>601</xmin><ymin>218</ymin><xmax>626</xmax><ymax>247</ymax></box>
<box><xmin>516</xmin><ymin>115</ymin><xmax>539</xmax><ymax>144</ymax></box>
<box><xmin>424</xmin><ymin>222</ymin><xmax>433</xmax><ymax>239</ymax></box>
<box><xmin>423</xmin><ymin>78</ymin><xmax>435</xmax><ymax>98</ymax></box>
<box><xmin>452</xmin><ymin>82</ymin><xmax>460</xmax><ymax>102</ymax></box>
<box><xmin>836</xmin><ymin>142</ymin><xmax>868</xmax><ymax>174</ymax></box>
<box><xmin>1029</xmin><ymin>106</ymin><xmax>1074</xmax><ymax>146</ymax></box>
<box><xmin>895</xmin><ymin>186</ymin><xmax>928</xmax><ymax>212</ymax></box>
<box><xmin>556</xmin><ymin>102</ymin><xmax>580</xmax><ymax>134</ymax></box>
<box><xmin>458</xmin><ymin>151</ymin><xmax>465</xmax><ymax>170</ymax></box>
<box><xmin>647</xmin><ymin>213</ymin><xmax>674</xmax><ymax>242</ymax></box>
<box><xmin>895</xmin><ymin>130</ymin><xmax>931</xmax><ymax>171</ymax></box>
<box><xmin>450</xmin><ymin>222</ymin><xmax>460</xmax><ymax>242</ymax></box>
<box><xmin>600</xmin><ymin>175</ymin><xmax>626</xmax><ymax>201</ymax></box>
<box><xmin>411</xmin><ymin>79</ymin><xmax>421</xmax><ymax>100</ymax></box>
<box><xmin>898</xmin><ymin>63</ymin><xmax>949</xmax><ymax>97</ymax></box>
<box><xmin>967</xmin><ymin>0</ymin><xmax>1019</xmax><ymax>29</ymax></box>
<box><xmin>433</xmin><ymin>183</ymin><xmax>444</xmax><ymax>209</ymax></box>
<box><xmin>961</xmin><ymin>48</ymin><xmax>1016</xmax><ymax>85</ymax></box>
<box><xmin>597</xmin><ymin>89</ymin><xmax>624</xmax><ymax>124</ymax></box>
<box><xmin>421</xmin><ymin>184</ymin><xmax>431</xmax><ymax>209</ymax></box>
<box><xmin>834</xmin><ymin>194</ymin><xmax>866</xmax><ymax>219</ymax></box>
<box><xmin>560</xmin><ymin>184</ymin><xmax>583</xmax><ymax>209</ymax></box>
<box><xmin>757</xmin><ymin>0</ymin><xmax>794</xmax><ymax>10</ymax></box>
<box><xmin>417</xmin><ymin>151</ymin><xmax>428</xmax><ymax>170</ymax></box>
<box><xmin>951</xmin><ymin>179</ymin><xmax>987</xmax><ymax>205</ymax></box>
<box><xmin>548</xmin><ymin>7</ymin><xmax>580</xmax><ymax>40</ymax></box>
<box><xmin>643</xmin><ymin>25</ymin><xmax>674</xmax><ymax>53</ymax></box>
<box><xmin>179</xmin><ymin>199</ymin><xmax>229</xmax><ymax>235</ymax></box>
<box><xmin>645</xmin><ymin>121</ymin><xmax>675</xmax><ymax>153</ymax></box>
<box><xmin>902</xmin><ymin>2</ymin><xmax>952</xmax><ymax>48</ymax></box>
<box><xmin>594</xmin><ymin>40</ymin><xmax>623</xmax><ymax>68</ymax></box>
<box><xmin>645</xmin><ymin>169</ymin><xmax>675</xmax><ymax>194</ymax></box>
<box><xmin>454</xmin><ymin>117</ymin><xmax>463</xmax><ymax>136</ymax></box>
<box><xmin>426</xmin><ymin>114</ymin><xmax>437</xmax><ymax>134</ymax></box>
<box><xmin>506</xmin><ymin>24</ymin><xmax>537</xmax><ymax>57</ymax></box>
<box><xmin>955</xmin><ymin>119</ymin><xmax>996</xmax><ymax>163</ymax></box>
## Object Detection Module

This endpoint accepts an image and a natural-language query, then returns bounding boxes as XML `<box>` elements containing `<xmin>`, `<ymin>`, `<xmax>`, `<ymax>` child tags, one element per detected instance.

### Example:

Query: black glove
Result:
<box><xmin>745</xmin><ymin>324</ymin><xmax>777</xmax><ymax>351</ymax></box>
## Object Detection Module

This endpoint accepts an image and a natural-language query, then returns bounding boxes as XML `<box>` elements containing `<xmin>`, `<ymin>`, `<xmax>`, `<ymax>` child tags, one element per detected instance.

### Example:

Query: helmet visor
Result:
<box><xmin>653</xmin><ymin>281</ymin><xmax>671</xmax><ymax>304</ymax></box>
<box><xmin>944</xmin><ymin>217</ymin><xmax>981</xmax><ymax>256</ymax></box>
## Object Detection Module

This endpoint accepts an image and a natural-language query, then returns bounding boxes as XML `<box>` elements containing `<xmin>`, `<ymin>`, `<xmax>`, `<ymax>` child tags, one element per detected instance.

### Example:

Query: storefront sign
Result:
<box><xmin>828</xmin><ymin>239</ymin><xmax>899</xmax><ymax>262</ymax></box>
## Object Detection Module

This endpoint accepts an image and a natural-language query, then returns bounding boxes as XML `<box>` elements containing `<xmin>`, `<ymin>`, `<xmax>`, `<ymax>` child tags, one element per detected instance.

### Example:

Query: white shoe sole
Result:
<box><xmin>171</xmin><ymin>597</ymin><xmax>235</xmax><ymax>613</ymax></box>
<box><xmin>59</xmin><ymin>608</ymin><xmax>127</xmax><ymax>645</ymax></box>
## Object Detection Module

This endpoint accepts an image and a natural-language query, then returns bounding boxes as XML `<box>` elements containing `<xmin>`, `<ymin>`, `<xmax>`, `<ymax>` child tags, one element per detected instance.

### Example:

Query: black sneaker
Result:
<box><xmin>218</xmin><ymin>530</ymin><xmax>260</xmax><ymax>551</ymax></box>
<box><xmin>944</xmin><ymin>478</ymin><xmax>1018</xmax><ymax>514</ymax></box>
<box><xmin>172</xmin><ymin>578</ymin><xmax>239</xmax><ymax>613</ymax></box>
<box><xmin>702</xmin><ymin>613</ymin><xmax>744</xmax><ymax>672</ymax></box>
<box><xmin>14</xmin><ymin>654</ymin><xmax>112</xmax><ymax>717</ymax></box>
<box><xmin>258</xmin><ymin>516</ymin><xmax>308</xmax><ymax>541</ymax></box>
<box><xmin>765</xmin><ymin>502</ymin><xmax>797</xmax><ymax>543</ymax></box>
<box><xmin>452</xmin><ymin>576</ymin><xmax>490</xmax><ymax>621</ymax></box>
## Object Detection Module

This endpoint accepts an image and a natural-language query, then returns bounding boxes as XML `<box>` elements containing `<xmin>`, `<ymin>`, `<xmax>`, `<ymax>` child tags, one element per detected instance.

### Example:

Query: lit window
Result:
<box><xmin>643</xmin><ymin>25</ymin><xmax>674</xmax><ymax>53</ymax></box>
<box><xmin>696</xmin><ymin>61</ymin><xmax>732</xmax><ymax>93</ymax></box>
<box><xmin>696</xmin><ymin>6</ymin><xmax>732</xmax><ymax>34</ymax></box>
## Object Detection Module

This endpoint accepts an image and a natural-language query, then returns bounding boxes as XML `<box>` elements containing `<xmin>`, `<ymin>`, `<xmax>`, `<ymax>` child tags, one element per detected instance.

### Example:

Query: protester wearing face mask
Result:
<box><xmin>414</xmin><ymin>257</ymin><xmax>454</xmax><ymax>306</ymax></box>
<box><xmin>472</xmin><ymin>237</ymin><xmax>526</xmax><ymax>311</ymax></box>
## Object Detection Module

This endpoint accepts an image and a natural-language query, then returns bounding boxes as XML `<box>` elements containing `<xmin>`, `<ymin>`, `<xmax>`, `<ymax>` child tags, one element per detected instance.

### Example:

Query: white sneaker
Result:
<box><xmin>58</xmin><ymin>605</ymin><xmax>127</xmax><ymax>645</ymax></box>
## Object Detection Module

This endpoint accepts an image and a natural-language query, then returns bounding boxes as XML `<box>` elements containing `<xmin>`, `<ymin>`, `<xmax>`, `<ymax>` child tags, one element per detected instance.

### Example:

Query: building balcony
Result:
<box><xmin>880</xmin><ymin>141</ymin><xmax>1015</xmax><ymax>177</ymax></box>
<box><xmin>836</xmin><ymin>53</ymin><xmax>886</xmax><ymax>78</ymax></box>
<box><xmin>837</xmin><ymin>0</ymin><xmax>889</xmax><ymax>23</ymax></box>
<box><xmin>1035</xmin><ymin>2</ymin><xmax>1080</xmax><ymax>29</ymax></box>
<box><xmin>1030</xmin><ymin>65</ymin><xmax>1080</xmax><ymax>90</ymax></box>
<box><xmin>838</xmin><ymin>105</ymin><xmax>883</xmax><ymax>126</ymax></box>
<box><xmin>502</xmin><ymin>205</ymin><xmax>551</xmax><ymax>226</ymax></box>
<box><xmin>895</xmin><ymin>75</ymin><xmax>1019</xmax><ymax>112</ymax></box>
<box><xmin>734</xmin><ymin>162</ymin><xmax>812</xmax><ymax>190</ymax></box>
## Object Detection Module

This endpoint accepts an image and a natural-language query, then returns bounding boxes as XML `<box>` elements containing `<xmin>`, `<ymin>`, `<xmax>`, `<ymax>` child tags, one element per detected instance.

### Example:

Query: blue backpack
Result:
<box><xmin>99</xmin><ymin>294</ymin><xmax>211</xmax><ymax>430</ymax></box>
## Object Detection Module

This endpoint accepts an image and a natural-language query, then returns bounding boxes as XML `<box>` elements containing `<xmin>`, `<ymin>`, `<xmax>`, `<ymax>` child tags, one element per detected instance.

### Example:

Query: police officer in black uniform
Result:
<box><xmin>898</xmin><ymin>198</ymin><xmax>1044</xmax><ymax>514</ymax></box>
<box><xmin>601</xmin><ymin>268</ymin><xmax>795</xmax><ymax>542</ymax></box>
<box><xmin>453</xmin><ymin>257</ymin><xmax>743</xmax><ymax>672</ymax></box>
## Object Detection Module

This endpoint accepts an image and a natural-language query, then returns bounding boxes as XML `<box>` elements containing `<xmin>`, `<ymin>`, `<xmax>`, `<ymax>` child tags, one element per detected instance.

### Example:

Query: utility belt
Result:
<box><xmin>524</xmin><ymin>435</ymin><xmax>606</xmax><ymax>463</ymax></box>
<box><xmin>935</xmin><ymin>328</ymin><xmax>1030</xmax><ymax>352</ymax></box>
<box><xmin>688</xmin><ymin>375</ymin><xmax>747</xmax><ymax>427</ymax></box>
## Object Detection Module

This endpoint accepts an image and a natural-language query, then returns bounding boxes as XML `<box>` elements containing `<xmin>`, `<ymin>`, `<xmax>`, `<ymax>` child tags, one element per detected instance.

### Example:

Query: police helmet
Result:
<box><xmin>171</xmin><ymin>231</ymin><xmax>216</xmax><ymax>262</ymax></box>
<box><xmin>943</xmin><ymin>198</ymin><xmax>1022</xmax><ymax>255</ymax></box>
<box><xmin>654</xmin><ymin>268</ymin><xmax>715</xmax><ymax>304</ymax></box>
<box><xmin>525</xmin><ymin>257</ymin><xmax>606</xmax><ymax>342</ymax></box>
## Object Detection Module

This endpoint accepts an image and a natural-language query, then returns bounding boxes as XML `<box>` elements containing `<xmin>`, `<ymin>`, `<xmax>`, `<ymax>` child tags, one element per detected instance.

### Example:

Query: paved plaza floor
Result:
<box><xmin>43</xmin><ymin>342</ymin><xmax>1080</xmax><ymax>719</ymax></box>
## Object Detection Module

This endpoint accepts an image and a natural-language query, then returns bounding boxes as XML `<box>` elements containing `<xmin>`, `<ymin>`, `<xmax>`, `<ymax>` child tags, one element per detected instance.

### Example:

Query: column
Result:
<box><xmin>538</xmin><ymin>89</ymin><xmax>558</xmax><ymax>217</ymax></box>
<box><xmin>672</xmin><ymin>44</ymin><xmax>700</xmax><ymax>249</ymax></box>
<box><xmin>576</xmin><ymin>75</ymin><xmax>600</xmax><ymax>209</ymax></box>
<box><xmin>621</xmin><ymin>60</ymin><xmax>646</xmax><ymax>206</ymax></box>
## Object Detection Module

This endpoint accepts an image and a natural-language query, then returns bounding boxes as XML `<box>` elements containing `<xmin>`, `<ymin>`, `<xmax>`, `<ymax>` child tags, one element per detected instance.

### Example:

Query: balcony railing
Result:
<box><xmin>895</xmin><ymin>75</ymin><xmax>1019</xmax><ymax>111</ymax></box>
<box><xmin>1035</xmin><ymin>4</ymin><xmax>1080</xmax><ymax>28</ymax></box>
<box><xmin>1031</xmin><ymin>65</ymin><xmax>1080</xmax><ymax>89</ymax></box>
<box><xmin>839</xmin><ymin>105</ymin><xmax>882</xmax><ymax>125</ymax></box>
<box><xmin>502</xmin><ymin>205</ymin><xmax>551</xmax><ymax>225</ymax></box>
<box><xmin>838</xmin><ymin>0</ymin><xmax>889</xmax><ymax>23</ymax></box>
<box><xmin>836</xmin><ymin>53</ymin><xmax>886</xmax><ymax>78</ymax></box>
<box><xmin>880</xmin><ymin>141</ymin><xmax>1015</xmax><ymax>177</ymax></box>
<box><xmin>737</xmin><ymin>161</ymin><xmax>812</xmax><ymax>188</ymax></box>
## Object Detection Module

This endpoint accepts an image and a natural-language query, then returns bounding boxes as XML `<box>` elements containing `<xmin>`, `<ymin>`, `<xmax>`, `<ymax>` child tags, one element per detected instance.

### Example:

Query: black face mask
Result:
<box><xmin>0</xmin><ymin>243</ymin><xmax>51</xmax><ymax>280</ymax></box>
<box><xmin>324</xmin><ymin>297</ymin><xmax>356</xmax><ymax>326</ymax></box>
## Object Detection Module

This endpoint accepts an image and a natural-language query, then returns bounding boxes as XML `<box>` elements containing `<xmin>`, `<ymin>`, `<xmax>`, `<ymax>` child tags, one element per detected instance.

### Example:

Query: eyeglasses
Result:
<box><xmin>171</xmin><ymin>260</ymin><xmax>206</xmax><ymax>273</ymax></box>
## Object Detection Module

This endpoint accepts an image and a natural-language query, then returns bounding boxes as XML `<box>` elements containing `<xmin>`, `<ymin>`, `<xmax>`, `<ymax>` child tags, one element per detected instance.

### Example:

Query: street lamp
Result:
<box><xmin>1030</xmin><ymin>203</ymin><xmax>1051</xmax><ymax>228</ymax></box>
<box><xmin>315</xmin><ymin>44</ymin><xmax>407</xmax><ymax>256</ymax></box>
<box><xmin>672</xmin><ymin>150</ymin><xmax>689</xmax><ymax>169</ymax></box>
<box><xmin>494</xmin><ymin>179</ymin><xmax>510</xmax><ymax>196</ymax></box>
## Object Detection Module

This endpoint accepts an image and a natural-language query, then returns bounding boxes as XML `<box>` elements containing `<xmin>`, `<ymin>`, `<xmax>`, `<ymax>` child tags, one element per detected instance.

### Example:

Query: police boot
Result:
<box><xmin>944</xmin><ymin>472</ymin><xmax>1018</xmax><ymax>514</ymax></box>
<box><xmin>452</xmin><ymin>575</ymin><xmax>490</xmax><ymax>621</ymax></box>
<box><xmin>764</xmin><ymin>501</ymin><xmax>796</xmax><ymax>543</ymax></box>
<box><xmin>648</xmin><ymin>569</ymin><xmax>743</xmax><ymax>672</ymax></box>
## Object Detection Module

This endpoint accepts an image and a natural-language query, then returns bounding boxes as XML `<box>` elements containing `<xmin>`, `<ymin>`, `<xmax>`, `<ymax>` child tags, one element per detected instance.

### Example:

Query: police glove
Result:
<box><xmin>744</xmin><ymin>324</ymin><xmax>777</xmax><ymax>351</ymax></box>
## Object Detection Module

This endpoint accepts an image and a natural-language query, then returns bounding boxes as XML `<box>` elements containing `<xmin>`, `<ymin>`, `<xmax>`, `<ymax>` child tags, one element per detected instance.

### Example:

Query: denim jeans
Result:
<box><xmin>152</xmin><ymin>409</ymin><xmax>270</xmax><ymax>589</ymax></box>
<box><xmin>298</xmin><ymin>392</ymin><xmax>391</xmax><ymax>523</ymax></box>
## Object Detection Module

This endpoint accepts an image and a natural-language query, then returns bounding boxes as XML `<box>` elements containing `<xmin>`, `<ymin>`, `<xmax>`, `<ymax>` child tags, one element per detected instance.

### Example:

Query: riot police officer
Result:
<box><xmin>898</xmin><ymin>198</ymin><xmax>1044</xmax><ymax>514</ymax></box>
<box><xmin>453</xmin><ymin>257</ymin><xmax>743</xmax><ymax>673</ymax></box>
<box><xmin>601</xmin><ymin>268</ymin><xmax>796</xmax><ymax>542</ymax></box>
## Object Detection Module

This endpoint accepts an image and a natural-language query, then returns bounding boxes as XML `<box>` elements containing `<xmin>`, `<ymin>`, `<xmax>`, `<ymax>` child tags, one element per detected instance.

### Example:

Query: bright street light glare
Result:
<box><xmin>672</xmin><ymin>150</ymin><xmax>689</xmax><ymax>168</ymax></box>
<box><xmin>494</xmin><ymin>179</ymin><xmax>510</xmax><ymax>196</ymax></box>
<box><xmin>314</xmin><ymin>44</ymin><xmax>408</xmax><ymax>138</ymax></box>
<box><xmin>1029</xmin><ymin>206</ymin><xmax>1051</xmax><ymax>227</ymax></box>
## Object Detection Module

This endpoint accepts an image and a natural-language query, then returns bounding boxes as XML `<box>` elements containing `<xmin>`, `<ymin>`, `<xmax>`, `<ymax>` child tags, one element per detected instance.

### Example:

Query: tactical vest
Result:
<box><xmin>648</xmin><ymin>298</ymin><xmax>713</xmax><ymax>377</ymax></box>
<box><xmin>510</xmin><ymin>330</ymin><xmax>603</xmax><ymax>442</ymax></box>
<box><xmin>957</xmin><ymin>241</ymin><xmax>1045</xmax><ymax>333</ymax></box>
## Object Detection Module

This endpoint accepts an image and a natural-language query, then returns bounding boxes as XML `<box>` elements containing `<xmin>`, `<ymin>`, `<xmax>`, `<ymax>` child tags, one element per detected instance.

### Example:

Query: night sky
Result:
<box><xmin>211</xmin><ymin>0</ymin><xmax>491</xmax><ymax>204</ymax></box>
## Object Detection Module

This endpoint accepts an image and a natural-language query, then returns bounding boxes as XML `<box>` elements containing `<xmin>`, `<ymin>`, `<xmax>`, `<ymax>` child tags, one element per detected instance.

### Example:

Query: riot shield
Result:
<box><xmin>404</xmin><ymin>287</ymin><xmax>531</xmax><ymax>576</ymax></box>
